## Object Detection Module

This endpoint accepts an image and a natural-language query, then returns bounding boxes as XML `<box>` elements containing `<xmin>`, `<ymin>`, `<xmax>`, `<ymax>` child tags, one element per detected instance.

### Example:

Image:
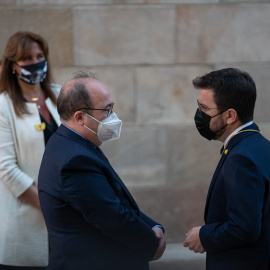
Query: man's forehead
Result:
<box><xmin>199</xmin><ymin>89</ymin><xmax>214</xmax><ymax>98</ymax></box>
<box><xmin>87</xmin><ymin>80</ymin><xmax>110</xmax><ymax>95</ymax></box>
<box><xmin>199</xmin><ymin>89</ymin><xmax>216</xmax><ymax>104</ymax></box>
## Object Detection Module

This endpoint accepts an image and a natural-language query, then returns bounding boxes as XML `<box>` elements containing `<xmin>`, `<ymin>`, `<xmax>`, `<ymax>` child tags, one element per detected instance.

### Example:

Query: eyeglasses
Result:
<box><xmin>197</xmin><ymin>100</ymin><xmax>226</xmax><ymax>112</ymax></box>
<box><xmin>78</xmin><ymin>103</ymin><xmax>114</xmax><ymax>117</ymax></box>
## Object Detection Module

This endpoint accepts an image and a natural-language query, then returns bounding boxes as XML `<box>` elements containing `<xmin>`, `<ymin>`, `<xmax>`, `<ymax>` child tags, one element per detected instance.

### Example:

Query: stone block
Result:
<box><xmin>94</xmin><ymin>67</ymin><xmax>136</xmax><ymax>123</ymax></box>
<box><xmin>222</xmin><ymin>0</ymin><xmax>265</xmax><ymax>2</ymax></box>
<box><xmin>258</xmin><ymin>123</ymin><xmax>270</xmax><ymax>141</ymax></box>
<box><xmin>0</xmin><ymin>0</ymin><xmax>16</xmax><ymax>4</ymax></box>
<box><xmin>136</xmin><ymin>65</ymin><xmax>212</xmax><ymax>124</ymax></box>
<box><xmin>177</xmin><ymin>4</ymin><xmax>270</xmax><ymax>63</ymax></box>
<box><xmin>52</xmin><ymin>67</ymin><xmax>79</xmax><ymax>86</ymax></box>
<box><xmin>53</xmin><ymin>66</ymin><xmax>135</xmax><ymax>122</ymax></box>
<box><xmin>16</xmin><ymin>0</ymin><xmax>112</xmax><ymax>3</ymax></box>
<box><xmin>0</xmin><ymin>7</ymin><xmax>72</xmax><ymax>67</ymax></box>
<box><xmin>114</xmin><ymin>0</ymin><xmax>144</xmax><ymax>3</ymax></box>
<box><xmin>166</xmin><ymin>125</ymin><xmax>220</xmax><ymax>187</ymax></box>
<box><xmin>116</xmin><ymin>0</ymin><xmax>217</xmax><ymax>3</ymax></box>
<box><xmin>73</xmin><ymin>5</ymin><xmax>176</xmax><ymax>65</ymax></box>
<box><xmin>101</xmin><ymin>124</ymin><xmax>168</xmax><ymax>187</ymax></box>
<box><xmin>162</xmin><ymin>0</ymin><xmax>217</xmax><ymax>2</ymax></box>
<box><xmin>257</xmin><ymin>123</ymin><xmax>270</xmax><ymax>140</ymax></box>
<box><xmin>148</xmin><ymin>0</ymin><xmax>217</xmax><ymax>2</ymax></box>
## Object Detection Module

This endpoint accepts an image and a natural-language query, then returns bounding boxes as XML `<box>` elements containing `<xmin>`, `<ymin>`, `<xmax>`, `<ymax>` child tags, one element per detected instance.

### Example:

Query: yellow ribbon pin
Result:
<box><xmin>34</xmin><ymin>122</ymin><xmax>46</xmax><ymax>131</ymax></box>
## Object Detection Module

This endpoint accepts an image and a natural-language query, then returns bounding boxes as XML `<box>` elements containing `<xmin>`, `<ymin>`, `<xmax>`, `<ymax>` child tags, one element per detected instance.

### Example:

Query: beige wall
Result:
<box><xmin>1</xmin><ymin>0</ymin><xmax>270</xmax><ymax>243</ymax></box>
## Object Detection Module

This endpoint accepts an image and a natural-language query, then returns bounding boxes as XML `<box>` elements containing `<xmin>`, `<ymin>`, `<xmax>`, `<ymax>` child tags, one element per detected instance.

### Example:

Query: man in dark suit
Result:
<box><xmin>38</xmin><ymin>71</ymin><xmax>166</xmax><ymax>270</ymax></box>
<box><xmin>183</xmin><ymin>68</ymin><xmax>270</xmax><ymax>270</ymax></box>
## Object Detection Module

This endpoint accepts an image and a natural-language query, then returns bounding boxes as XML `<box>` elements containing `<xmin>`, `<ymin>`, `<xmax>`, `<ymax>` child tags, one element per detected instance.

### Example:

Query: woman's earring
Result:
<box><xmin>12</xmin><ymin>70</ymin><xmax>15</xmax><ymax>74</ymax></box>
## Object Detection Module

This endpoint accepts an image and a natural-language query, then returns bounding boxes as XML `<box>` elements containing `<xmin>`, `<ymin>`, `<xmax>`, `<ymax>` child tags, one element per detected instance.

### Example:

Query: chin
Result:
<box><xmin>214</xmin><ymin>134</ymin><xmax>225</xmax><ymax>142</ymax></box>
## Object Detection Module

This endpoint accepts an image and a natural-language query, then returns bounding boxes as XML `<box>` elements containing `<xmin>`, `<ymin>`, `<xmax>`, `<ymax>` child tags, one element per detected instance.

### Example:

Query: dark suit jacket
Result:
<box><xmin>200</xmin><ymin>123</ymin><xmax>270</xmax><ymax>270</ymax></box>
<box><xmin>38</xmin><ymin>125</ymin><xmax>161</xmax><ymax>270</ymax></box>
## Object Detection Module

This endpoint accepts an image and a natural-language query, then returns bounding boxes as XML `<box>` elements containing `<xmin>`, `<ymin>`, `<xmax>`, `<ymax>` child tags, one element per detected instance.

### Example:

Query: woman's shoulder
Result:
<box><xmin>0</xmin><ymin>92</ymin><xmax>11</xmax><ymax>105</ymax></box>
<box><xmin>0</xmin><ymin>92</ymin><xmax>13</xmax><ymax>115</ymax></box>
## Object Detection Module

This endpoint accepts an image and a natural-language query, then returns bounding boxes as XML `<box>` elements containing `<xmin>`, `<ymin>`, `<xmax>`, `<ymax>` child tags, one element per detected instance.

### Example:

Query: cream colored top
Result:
<box><xmin>0</xmin><ymin>84</ymin><xmax>61</xmax><ymax>266</ymax></box>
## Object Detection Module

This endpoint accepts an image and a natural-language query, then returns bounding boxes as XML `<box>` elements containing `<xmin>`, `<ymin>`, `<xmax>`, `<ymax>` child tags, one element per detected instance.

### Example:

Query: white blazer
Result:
<box><xmin>0</xmin><ymin>84</ymin><xmax>61</xmax><ymax>266</ymax></box>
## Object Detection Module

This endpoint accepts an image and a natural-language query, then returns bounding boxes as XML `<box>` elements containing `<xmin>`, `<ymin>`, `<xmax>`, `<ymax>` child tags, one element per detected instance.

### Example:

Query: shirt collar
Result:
<box><xmin>224</xmin><ymin>121</ymin><xmax>253</xmax><ymax>147</ymax></box>
<box><xmin>62</xmin><ymin>123</ymin><xmax>99</xmax><ymax>150</ymax></box>
<box><xmin>62</xmin><ymin>123</ymin><xmax>88</xmax><ymax>140</ymax></box>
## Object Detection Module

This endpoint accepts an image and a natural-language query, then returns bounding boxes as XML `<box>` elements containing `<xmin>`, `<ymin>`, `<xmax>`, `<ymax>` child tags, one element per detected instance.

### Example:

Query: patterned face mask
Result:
<box><xmin>18</xmin><ymin>60</ymin><xmax>47</xmax><ymax>84</ymax></box>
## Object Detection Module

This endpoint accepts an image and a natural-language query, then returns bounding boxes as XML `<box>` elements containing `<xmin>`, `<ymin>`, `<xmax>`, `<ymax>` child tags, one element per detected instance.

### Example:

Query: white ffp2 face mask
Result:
<box><xmin>84</xmin><ymin>112</ymin><xmax>122</xmax><ymax>142</ymax></box>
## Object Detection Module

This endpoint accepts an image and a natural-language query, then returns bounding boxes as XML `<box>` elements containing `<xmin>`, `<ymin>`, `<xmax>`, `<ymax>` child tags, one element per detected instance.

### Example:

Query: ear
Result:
<box><xmin>73</xmin><ymin>111</ymin><xmax>85</xmax><ymax>126</ymax></box>
<box><xmin>225</xmin><ymin>109</ymin><xmax>238</xmax><ymax>125</ymax></box>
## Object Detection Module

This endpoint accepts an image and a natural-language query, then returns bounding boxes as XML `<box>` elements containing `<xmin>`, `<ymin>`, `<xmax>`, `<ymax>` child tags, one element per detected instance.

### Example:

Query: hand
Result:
<box><xmin>183</xmin><ymin>226</ymin><xmax>205</xmax><ymax>253</ymax></box>
<box><xmin>19</xmin><ymin>184</ymin><xmax>41</xmax><ymax>210</ymax></box>
<box><xmin>151</xmin><ymin>227</ymin><xmax>166</xmax><ymax>261</ymax></box>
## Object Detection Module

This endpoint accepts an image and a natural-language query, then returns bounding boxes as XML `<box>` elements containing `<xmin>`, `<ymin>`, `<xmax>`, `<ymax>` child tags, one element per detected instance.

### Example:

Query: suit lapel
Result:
<box><xmin>204</xmin><ymin>152</ymin><xmax>228</xmax><ymax>221</ymax></box>
<box><xmin>105</xmin><ymin>160</ymin><xmax>140</xmax><ymax>211</ymax></box>
<box><xmin>204</xmin><ymin>123</ymin><xmax>260</xmax><ymax>222</ymax></box>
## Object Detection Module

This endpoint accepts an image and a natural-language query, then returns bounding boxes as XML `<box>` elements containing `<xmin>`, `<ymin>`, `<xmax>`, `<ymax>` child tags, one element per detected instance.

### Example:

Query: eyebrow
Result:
<box><xmin>198</xmin><ymin>100</ymin><xmax>210</xmax><ymax>108</ymax></box>
<box><xmin>198</xmin><ymin>100</ymin><xmax>205</xmax><ymax>106</ymax></box>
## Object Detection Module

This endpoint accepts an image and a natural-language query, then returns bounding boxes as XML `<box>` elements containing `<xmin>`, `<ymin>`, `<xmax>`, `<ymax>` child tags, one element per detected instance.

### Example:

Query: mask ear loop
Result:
<box><xmin>210</xmin><ymin>109</ymin><xmax>227</xmax><ymax>119</ymax></box>
<box><xmin>83</xmin><ymin>113</ymin><xmax>100</xmax><ymax>137</ymax></box>
<box><xmin>86</xmin><ymin>112</ymin><xmax>102</xmax><ymax>124</ymax></box>
<box><xmin>83</xmin><ymin>124</ymin><xmax>97</xmax><ymax>135</ymax></box>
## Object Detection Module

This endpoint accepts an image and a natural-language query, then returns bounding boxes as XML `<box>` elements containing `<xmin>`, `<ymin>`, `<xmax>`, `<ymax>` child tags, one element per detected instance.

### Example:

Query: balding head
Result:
<box><xmin>57</xmin><ymin>70</ymin><xmax>114</xmax><ymax>146</ymax></box>
<box><xmin>57</xmin><ymin>71</ymin><xmax>98</xmax><ymax>121</ymax></box>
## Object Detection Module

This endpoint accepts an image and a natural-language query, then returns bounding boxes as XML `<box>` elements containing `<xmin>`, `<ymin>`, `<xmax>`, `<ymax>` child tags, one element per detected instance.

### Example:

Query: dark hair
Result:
<box><xmin>0</xmin><ymin>31</ymin><xmax>56</xmax><ymax>117</ymax></box>
<box><xmin>192</xmin><ymin>68</ymin><xmax>256</xmax><ymax>124</ymax></box>
<box><xmin>57</xmin><ymin>70</ymin><xmax>98</xmax><ymax>121</ymax></box>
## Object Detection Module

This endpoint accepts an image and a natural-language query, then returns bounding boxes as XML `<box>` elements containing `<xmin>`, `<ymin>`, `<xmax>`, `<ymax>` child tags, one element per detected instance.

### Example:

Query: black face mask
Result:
<box><xmin>194</xmin><ymin>109</ymin><xmax>227</xmax><ymax>141</ymax></box>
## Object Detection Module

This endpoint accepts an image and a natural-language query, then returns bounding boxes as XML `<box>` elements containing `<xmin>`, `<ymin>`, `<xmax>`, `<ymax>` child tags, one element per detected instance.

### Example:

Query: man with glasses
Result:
<box><xmin>38</xmin><ymin>71</ymin><xmax>166</xmax><ymax>270</ymax></box>
<box><xmin>183</xmin><ymin>68</ymin><xmax>270</xmax><ymax>270</ymax></box>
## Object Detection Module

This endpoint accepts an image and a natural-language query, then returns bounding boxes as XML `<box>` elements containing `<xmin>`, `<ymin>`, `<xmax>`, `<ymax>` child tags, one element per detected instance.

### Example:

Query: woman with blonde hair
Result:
<box><xmin>0</xmin><ymin>31</ymin><xmax>61</xmax><ymax>269</ymax></box>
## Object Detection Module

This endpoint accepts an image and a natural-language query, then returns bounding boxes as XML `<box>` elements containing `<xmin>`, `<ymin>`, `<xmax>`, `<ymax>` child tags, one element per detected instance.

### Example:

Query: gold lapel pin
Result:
<box><xmin>34</xmin><ymin>122</ymin><xmax>46</xmax><ymax>131</ymax></box>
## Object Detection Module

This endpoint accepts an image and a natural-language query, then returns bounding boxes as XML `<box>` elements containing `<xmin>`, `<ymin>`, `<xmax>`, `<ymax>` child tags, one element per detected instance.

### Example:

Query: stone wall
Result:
<box><xmin>1</xmin><ymin>0</ymin><xmax>270</xmax><ymax>244</ymax></box>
